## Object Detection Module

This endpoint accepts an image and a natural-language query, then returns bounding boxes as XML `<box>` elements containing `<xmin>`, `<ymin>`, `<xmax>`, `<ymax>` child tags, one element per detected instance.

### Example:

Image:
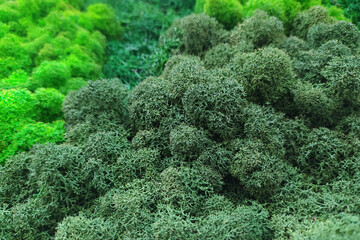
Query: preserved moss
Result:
<box><xmin>230</xmin><ymin>10</ymin><xmax>285</xmax><ymax>48</ymax></box>
<box><xmin>166</xmin><ymin>13</ymin><xmax>224</xmax><ymax>56</ymax></box>
<box><xmin>242</xmin><ymin>47</ymin><xmax>294</xmax><ymax>106</ymax></box>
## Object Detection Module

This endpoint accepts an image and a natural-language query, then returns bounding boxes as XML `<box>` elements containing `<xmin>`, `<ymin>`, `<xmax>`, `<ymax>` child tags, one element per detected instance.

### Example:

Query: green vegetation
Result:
<box><xmin>196</xmin><ymin>0</ymin><xmax>349</xmax><ymax>32</ymax></box>
<box><xmin>85</xmin><ymin>0</ymin><xmax>187</xmax><ymax>88</ymax></box>
<box><xmin>2</xmin><ymin>0</ymin><xmax>360</xmax><ymax>239</ymax></box>
<box><xmin>1</xmin><ymin>4</ymin><xmax>360</xmax><ymax>238</ymax></box>
<box><xmin>0</xmin><ymin>0</ymin><xmax>122</xmax><ymax>163</ymax></box>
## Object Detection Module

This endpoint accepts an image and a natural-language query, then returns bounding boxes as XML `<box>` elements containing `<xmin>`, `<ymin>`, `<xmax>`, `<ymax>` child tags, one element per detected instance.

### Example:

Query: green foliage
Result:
<box><xmin>199</xmin><ymin>203</ymin><xmax>273</xmax><ymax>240</ymax></box>
<box><xmin>242</xmin><ymin>47</ymin><xmax>294</xmax><ymax>106</ymax></box>
<box><xmin>0</xmin><ymin>144</ymin><xmax>83</xmax><ymax>236</ymax></box>
<box><xmin>194</xmin><ymin>0</ymin><xmax>205</xmax><ymax>13</ymax></box>
<box><xmin>129</xmin><ymin>77</ymin><xmax>171</xmax><ymax>131</ymax></box>
<box><xmin>86</xmin><ymin>4</ymin><xmax>123</xmax><ymax>40</ymax></box>
<box><xmin>295</xmin><ymin>214</ymin><xmax>360</xmax><ymax>239</ymax></box>
<box><xmin>183</xmin><ymin>79</ymin><xmax>247</xmax><ymax>140</ymax></box>
<box><xmin>0</xmin><ymin>89</ymin><xmax>65</xmax><ymax>163</ymax></box>
<box><xmin>160</xmin><ymin>164</ymin><xmax>223</xmax><ymax>214</ymax></box>
<box><xmin>88</xmin><ymin>0</ymin><xmax>181</xmax><ymax>88</ymax></box>
<box><xmin>30</xmin><ymin>61</ymin><xmax>71</xmax><ymax>90</ymax></box>
<box><xmin>1</xmin><ymin>121</ymin><xmax>65</xmax><ymax>163</ymax></box>
<box><xmin>230</xmin><ymin>139</ymin><xmax>288</xmax><ymax>199</ymax></box>
<box><xmin>242</xmin><ymin>103</ymin><xmax>286</xmax><ymax>158</ymax></box>
<box><xmin>338</xmin><ymin>0</ymin><xmax>360</xmax><ymax>27</ymax></box>
<box><xmin>292</xmin><ymin>6</ymin><xmax>332</xmax><ymax>39</ymax></box>
<box><xmin>2</xmin><ymin>2</ymin><xmax>360</xmax><ymax>238</ymax></box>
<box><xmin>297</xmin><ymin>128</ymin><xmax>349</xmax><ymax>183</ymax></box>
<box><xmin>292</xmin><ymin>40</ymin><xmax>353</xmax><ymax>84</ymax></box>
<box><xmin>307</xmin><ymin>21</ymin><xmax>360</xmax><ymax>50</ymax></box>
<box><xmin>204</xmin><ymin>0</ymin><xmax>243</xmax><ymax>29</ymax></box>
<box><xmin>63</xmin><ymin>79</ymin><xmax>129</xmax><ymax>130</ymax></box>
<box><xmin>204</xmin><ymin>41</ymin><xmax>253</xmax><ymax>69</ymax></box>
<box><xmin>0</xmin><ymin>0</ymin><xmax>119</xmax><ymax>162</ymax></box>
<box><xmin>323</xmin><ymin>55</ymin><xmax>360</xmax><ymax>106</ymax></box>
<box><xmin>147</xmin><ymin>0</ymin><xmax>195</xmax><ymax>12</ymax></box>
<box><xmin>169</xmin><ymin>125</ymin><xmax>211</xmax><ymax>160</ymax></box>
<box><xmin>293</xmin><ymin>81</ymin><xmax>336</xmax><ymax>127</ymax></box>
<box><xmin>166</xmin><ymin>56</ymin><xmax>208</xmax><ymax>100</ymax></box>
<box><xmin>243</xmin><ymin>0</ymin><xmax>301</xmax><ymax>31</ymax></box>
<box><xmin>167</xmin><ymin>13</ymin><xmax>224</xmax><ymax>56</ymax></box>
<box><xmin>55</xmin><ymin>214</ymin><xmax>118</xmax><ymax>240</ymax></box>
<box><xmin>230</xmin><ymin>10</ymin><xmax>285</xmax><ymax>48</ymax></box>
<box><xmin>336</xmin><ymin>114</ymin><xmax>360</xmax><ymax>137</ymax></box>
<box><xmin>279</xmin><ymin>36</ymin><xmax>310</xmax><ymax>58</ymax></box>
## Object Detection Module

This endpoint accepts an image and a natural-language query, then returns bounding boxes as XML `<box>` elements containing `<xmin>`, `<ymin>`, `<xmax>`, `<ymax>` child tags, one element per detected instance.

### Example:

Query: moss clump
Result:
<box><xmin>230</xmin><ymin>139</ymin><xmax>289</xmax><ymax>199</ymax></box>
<box><xmin>183</xmin><ymin>79</ymin><xmax>247</xmax><ymax>140</ymax></box>
<box><xmin>292</xmin><ymin>6</ymin><xmax>331</xmax><ymax>39</ymax></box>
<box><xmin>166</xmin><ymin>13</ymin><xmax>224</xmax><ymax>56</ymax></box>
<box><xmin>242</xmin><ymin>47</ymin><xmax>294</xmax><ymax>106</ymax></box>
<box><xmin>230</xmin><ymin>10</ymin><xmax>285</xmax><ymax>48</ymax></box>
<box><xmin>204</xmin><ymin>0</ymin><xmax>243</xmax><ymax>29</ymax></box>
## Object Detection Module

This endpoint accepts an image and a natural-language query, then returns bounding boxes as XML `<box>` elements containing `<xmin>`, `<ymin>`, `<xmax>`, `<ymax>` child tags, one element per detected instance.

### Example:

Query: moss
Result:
<box><xmin>308</xmin><ymin>21</ymin><xmax>360</xmax><ymax>50</ymax></box>
<box><xmin>166</xmin><ymin>13</ymin><xmax>224</xmax><ymax>56</ymax></box>
<box><xmin>30</xmin><ymin>61</ymin><xmax>71</xmax><ymax>90</ymax></box>
<box><xmin>323</xmin><ymin>55</ymin><xmax>360</xmax><ymax>106</ymax></box>
<box><xmin>230</xmin><ymin>139</ymin><xmax>289</xmax><ymax>199</ymax></box>
<box><xmin>169</xmin><ymin>124</ymin><xmax>212</xmax><ymax>160</ymax></box>
<box><xmin>230</xmin><ymin>10</ymin><xmax>285</xmax><ymax>48</ymax></box>
<box><xmin>183</xmin><ymin>79</ymin><xmax>247</xmax><ymax>140</ymax></box>
<box><xmin>293</xmin><ymin>81</ymin><xmax>336</xmax><ymax>127</ymax></box>
<box><xmin>86</xmin><ymin>4</ymin><xmax>123</xmax><ymax>40</ymax></box>
<box><xmin>297</xmin><ymin>128</ymin><xmax>349</xmax><ymax>183</ymax></box>
<box><xmin>242</xmin><ymin>47</ymin><xmax>294</xmax><ymax>106</ymax></box>
<box><xmin>129</xmin><ymin>77</ymin><xmax>171</xmax><ymax>131</ymax></box>
<box><xmin>55</xmin><ymin>214</ymin><xmax>118</xmax><ymax>240</ymax></box>
<box><xmin>63</xmin><ymin>79</ymin><xmax>129</xmax><ymax>130</ymax></box>
<box><xmin>292</xmin><ymin>6</ymin><xmax>331</xmax><ymax>39</ymax></box>
<box><xmin>204</xmin><ymin>0</ymin><xmax>243</xmax><ymax>30</ymax></box>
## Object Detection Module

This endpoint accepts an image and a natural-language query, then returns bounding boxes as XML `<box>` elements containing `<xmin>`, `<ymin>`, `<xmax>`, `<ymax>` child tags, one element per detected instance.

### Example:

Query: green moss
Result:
<box><xmin>86</xmin><ymin>4</ymin><xmax>123</xmax><ymax>40</ymax></box>
<box><xmin>204</xmin><ymin>0</ymin><xmax>243</xmax><ymax>29</ymax></box>
<box><xmin>55</xmin><ymin>214</ymin><xmax>118</xmax><ymax>240</ymax></box>
<box><xmin>230</xmin><ymin>10</ymin><xmax>285</xmax><ymax>48</ymax></box>
<box><xmin>292</xmin><ymin>6</ymin><xmax>331</xmax><ymax>39</ymax></box>
<box><xmin>183</xmin><ymin>79</ymin><xmax>247</xmax><ymax>140</ymax></box>
<box><xmin>166</xmin><ymin>13</ymin><xmax>224</xmax><ymax>56</ymax></box>
<box><xmin>242</xmin><ymin>47</ymin><xmax>294</xmax><ymax>106</ymax></box>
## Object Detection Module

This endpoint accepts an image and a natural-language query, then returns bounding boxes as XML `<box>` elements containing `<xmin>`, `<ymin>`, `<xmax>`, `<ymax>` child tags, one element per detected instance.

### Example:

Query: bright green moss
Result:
<box><xmin>86</xmin><ymin>4</ymin><xmax>123</xmax><ymax>40</ymax></box>
<box><xmin>243</xmin><ymin>0</ymin><xmax>301</xmax><ymax>31</ymax></box>
<box><xmin>194</xmin><ymin>0</ymin><xmax>206</xmax><ymax>13</ymax></box>
<box><xmin>30</xmin><ymin>61</ymin><xmax>71</xmax><ymax>90</ymax></box>
<box><xmin>204</xmin><ymin>0</ymin><xmax>243</xmax><ymax>29</ymax></box>
<box><xmin>1</xmin><ymin>121</ymin><xmax>65</xmax><ymax>163</ymax></box>
<box><xmin>32</xmin><ymin>88</ymin><xmax>65</xmax><ymax>122</ymax></box>
<box><xmin>0</xmin><ymin>1</ymin><xmax>20</xmax><ymax>23</ymax></box>
<box><xmin>0</xmin><ymin>69</ymin><xmax>29</xmax><ymax>89</ymax></box>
